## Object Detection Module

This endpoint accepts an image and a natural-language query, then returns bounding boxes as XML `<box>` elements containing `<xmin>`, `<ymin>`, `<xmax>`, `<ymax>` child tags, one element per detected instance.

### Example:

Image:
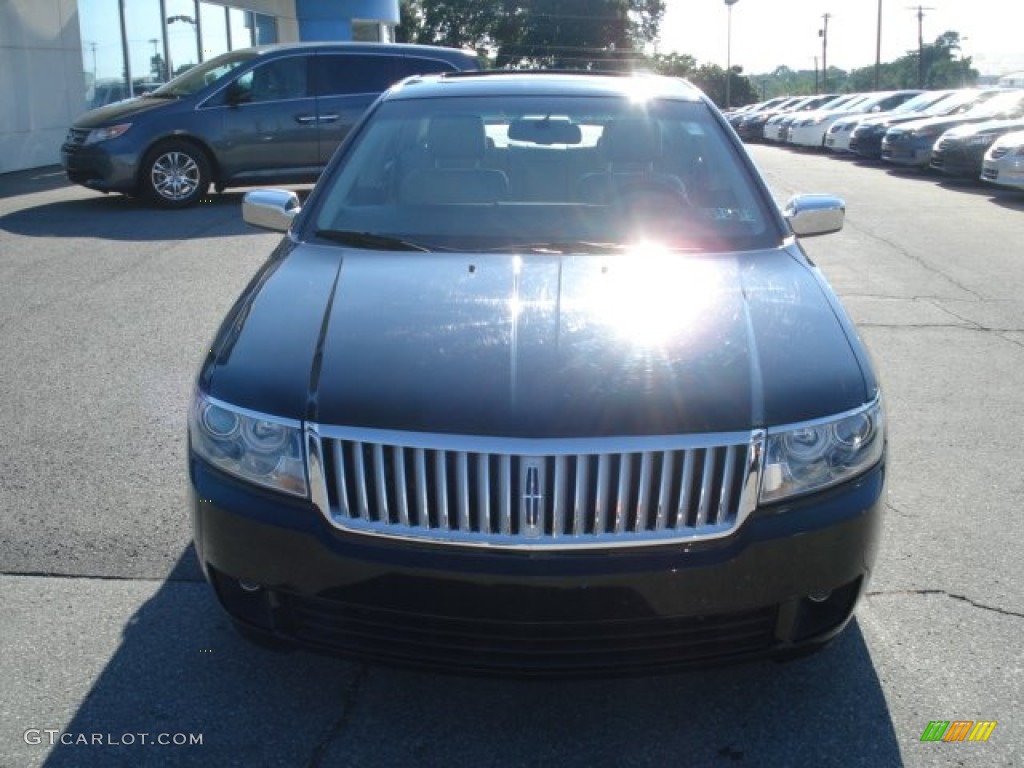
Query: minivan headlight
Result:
<box><xmin>760</xmin><ymin>399</ymin><xmax>884</xmax><ymax>504</ymax></box>
<box><xmin>189</xmin><ymin>391</ymin><xmax>307</xmax><ymax>497</ymax></box>
<box><xmin>84</xmin><ymin>123</ymin><xmax>132</xmax><ymax>144</ymax></box>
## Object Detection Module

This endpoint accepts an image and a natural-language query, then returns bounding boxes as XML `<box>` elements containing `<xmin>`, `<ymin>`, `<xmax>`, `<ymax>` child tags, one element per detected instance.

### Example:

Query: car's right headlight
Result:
<box><xmin>189</xmin><ymin>391</ymin><xmax>308</xmax><ymax>497</ymax></box>
<box><xmin>760</xmin><ymin>398</ymin><xmax>885</xmax><ymax>504</ymax></box>
<box><xmin>84</xmin><ymin>123</ymin><xmax>132</xmax><ymax>144</ymax></box>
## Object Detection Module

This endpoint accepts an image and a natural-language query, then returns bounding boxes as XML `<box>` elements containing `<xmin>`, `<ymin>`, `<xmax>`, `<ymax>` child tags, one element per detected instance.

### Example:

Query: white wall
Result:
<box><xmin>0</xmin><ymin>0</ymin><xmax>85</xmax><ymax>173</ymax></box>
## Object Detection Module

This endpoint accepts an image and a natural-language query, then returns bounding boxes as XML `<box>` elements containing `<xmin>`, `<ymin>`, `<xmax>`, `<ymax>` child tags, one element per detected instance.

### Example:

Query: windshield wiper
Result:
<box><xmin>480</xmin><ymin>240</ymin><xmax>627</xmax><ymax>254</ymax></box>
<box><xmin>314</xmin><ymin>230</ymin><xmax>432</xmax><ymax>252</ymax></box>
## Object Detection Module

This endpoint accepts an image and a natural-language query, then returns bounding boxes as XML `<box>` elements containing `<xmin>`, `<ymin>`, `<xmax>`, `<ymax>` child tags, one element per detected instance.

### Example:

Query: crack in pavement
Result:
<box><xmin>306</xmin><ymin>663</ymin><xmax>370</xmax><ymax>768</ymax></box>
<box><xmin>866</xmin><ymin>589</ymin><xmax>1024</xmax><ymax>620</ymax></box>
<box><xmin>842</xmin><ymin>218</ymin><xmax>984</xmax><ymax>301</ymax></box>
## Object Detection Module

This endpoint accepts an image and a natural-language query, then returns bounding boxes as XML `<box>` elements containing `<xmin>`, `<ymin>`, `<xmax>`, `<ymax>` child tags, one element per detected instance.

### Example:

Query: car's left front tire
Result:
<box><xmin>142</xmin><ymin>140</ymin><xmax>211</xmax><ymax>208</ymax></box>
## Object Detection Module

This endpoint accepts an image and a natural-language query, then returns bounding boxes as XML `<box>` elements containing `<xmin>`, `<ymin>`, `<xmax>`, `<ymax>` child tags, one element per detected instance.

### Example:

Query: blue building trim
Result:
<box><xmin>295</xmin><ymin>0</ymin><xmax>399</xmax><ymax>41</ymax></box>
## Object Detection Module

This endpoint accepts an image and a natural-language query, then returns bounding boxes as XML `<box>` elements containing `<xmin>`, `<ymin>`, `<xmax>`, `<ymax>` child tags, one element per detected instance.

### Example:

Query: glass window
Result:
<box><xmin>151</xmin><ymin>49</ymin><xmax>255</xmax><ymax>98</ymax></box>
<box><xmin>228</xmin><ymin>7</ymin><xmax>254</xmax><ymax>50</ymax></box>
<box><xmin>199</xmin><ymin>2</ymin><xmax>229</xmax><ymax>60</ymax></box>
<box><xmin>398</xmin><ymin>57</ymin><xmax>457</xmax><ymax>79</ymax></box>
<box><xmin>232</xmin><ymin>56</ymin><xmax>310</xmax><ymax>103</ymax></box>
<box><xmin>313</xmin><ymin>96</ymin><xmax>776</xmax><ymax>253</ymax></box>
<box><xmin>166</xmin><ymin>0</ymin><xmax>200</xmax><ymax>78</ymax></box>
<box><xmin>315</xmin><ymin>54</ymin><xmax>399</xmax><ymax>97</ymax></box>
<box><xmin>253</xmin><ymin>13</ymin><xmax>278</xmax><ymax>45</ymax></box>
<box><xmin>79</xmin><ymin>0</ymin><xmax>127</xmax><ymax>108</ymax></box>
<box><xmin>352</xmin><ymin>21</ymin><xmax>381</xmax><ymax>42</ymax></box>
<box><xmin>124</xmin><ymin>0</ymin><xmax>167</xmax><ymax>85</ymax></box>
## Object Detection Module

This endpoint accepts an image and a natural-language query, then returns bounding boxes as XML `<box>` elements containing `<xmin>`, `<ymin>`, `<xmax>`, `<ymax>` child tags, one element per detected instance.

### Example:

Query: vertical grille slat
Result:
<box><xmin>456</xmin><ymin>452</ymin><xmax>470</xmax><ymax>531</ymax></box>
<box><xmin>352</xmin><ymin>441</ymin><xmax>370</xmax><ymax>519</ymax></box>
<box><xmin>372</xmin><ymin>444</ymin><xmax>388</xmax><ymax>523</ymax></box>
<box><xmin>695</xmin><ymin>448</ymin><xmax>717</xmax><ymax>527</ymax></box>
<box><xmin>434</xmin><ymin>451</ymin><xmax>450</xmax><ymax>530</ymax></box>
<box><xmin>615</xmin><ymin>456</ymin><xmax>632</xmax><ymax>533</ymax></box>
<box><xmin>499</xmin><ymin>455</ymin><xmax>512</xmax><ymax>535</ymax></box>
<box><xmin>573</xmin><ymin>455</ymin><xmax>589</xmax><ymax>536</ymax></box>
<box><xmin>394</xmin><ymin>447</ymin><xmax>410</xmax><ymax>527</ymax></box>
<box><xmin>594</xmin><ymin>455</ymin><xmax>611</xmax><ymax>535</ymax></box>
<box><xmin>676</xmin><ymin>450</ymin><xmax>696</xmax><ymax>529</ymax></box>
<box><xmin>414</xmin><ymin>448</ymin><xmax>429</xmax><ymax>528</ymax></box>
<box><xmin>476</xmin><ymin>455</ymin><xmax>491</xmax><ymax>534</ymax></box>
<box><xmin>655</xmin><ymin>450</ymin><xmax>675</xmax><ymax>531</ymax></box>
<box><xmin>319</xmin><ymin>434</ymin><xmax>756</xmax><ymax>547</ymax></box>
<box><xmin>552</xmin><ymin>456</ymin><xmax>568</xmax><ymax>538</ymax></box>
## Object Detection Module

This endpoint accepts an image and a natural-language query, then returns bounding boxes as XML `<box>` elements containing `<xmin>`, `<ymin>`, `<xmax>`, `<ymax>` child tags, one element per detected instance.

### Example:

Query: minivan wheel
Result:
<box><xmin>142</xmin><ymin>141</ymin><xmax>210</xmax><ymax>208</ymax></box>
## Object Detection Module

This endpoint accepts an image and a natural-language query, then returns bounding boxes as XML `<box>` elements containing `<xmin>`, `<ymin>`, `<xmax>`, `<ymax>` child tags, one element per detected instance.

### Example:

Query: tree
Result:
<box><xmin>400</xmin><ymin>0</ymin><xmax>665</xmax><ymax>70</ymax></box>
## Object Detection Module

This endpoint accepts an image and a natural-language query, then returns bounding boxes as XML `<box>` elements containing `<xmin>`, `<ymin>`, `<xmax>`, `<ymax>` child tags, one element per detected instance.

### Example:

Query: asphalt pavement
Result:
<box><xmin>0</xmin><ymin>156</ymin><xmax>1022</xmax><ymax>768</ymax></box>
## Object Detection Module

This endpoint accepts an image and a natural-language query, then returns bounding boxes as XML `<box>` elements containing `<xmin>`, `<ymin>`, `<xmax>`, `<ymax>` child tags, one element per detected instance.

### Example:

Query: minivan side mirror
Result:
<box><xmin>784</xmin><ymin>194</ymin><xmax>845</xmax><ymax>237</ymax></box>
<box><xmin>242</xmin><ymin>189</ymin><xmax>301</xmax><ymax>232</ymax></box>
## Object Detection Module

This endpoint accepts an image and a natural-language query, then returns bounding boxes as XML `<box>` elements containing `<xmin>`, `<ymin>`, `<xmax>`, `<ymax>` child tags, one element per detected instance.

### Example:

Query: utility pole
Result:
<box><xmin>875</xmin><ymin>0</ymin><xmax>883</xmax><ymax>90</ymax></box>
<box><xmin>818</xmin><ymin>13</ymin><xmax>831</xmax><ymax>92</ymax></box>
<box><xmin>908</xmin><ymin>5</ymin><xmax>935</xmax><ymax>88</ymax></box>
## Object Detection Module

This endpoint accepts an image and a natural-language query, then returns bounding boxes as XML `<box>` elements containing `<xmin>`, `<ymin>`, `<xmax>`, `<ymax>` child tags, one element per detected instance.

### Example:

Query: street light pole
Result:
<box><xmin>724</xmin><ymin>0</ymin><xmax>738</xmax><ymax>108</ymax></box>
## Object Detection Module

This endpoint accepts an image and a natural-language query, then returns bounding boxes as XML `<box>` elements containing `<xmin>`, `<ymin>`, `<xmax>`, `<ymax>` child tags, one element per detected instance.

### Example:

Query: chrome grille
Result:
<box><xmin>308</xmin><ymin>427</ymin><xmax>762</xmax><ymax>549</ymax></box>
<box><xmin>982</xmin><ymin>168</ymin><xmax>998</xmax><ymax>180</ymax></box>
<box><xmin>990</xmin><ymin>147</ymin><xmax>1009</xmax><ymax>160</ymax></box>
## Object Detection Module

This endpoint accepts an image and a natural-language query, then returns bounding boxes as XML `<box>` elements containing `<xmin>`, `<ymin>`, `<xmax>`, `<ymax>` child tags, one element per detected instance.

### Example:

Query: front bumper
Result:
<box><xmin>982</xmin><ymin>156</ymin><xmax>1024</xmax><ymax>189</ymax></box>
<box><xmin>60</xmin><ymin>141</ymin><xmax>140</xmax><ymax>194</ymax></box>
<box><xmin>930</xmin><ymin>143</ymin><xmax>989</xmax><ymax>178</ymax></box>
<box><xmin>191</xmin><ymin>455</ymin><xmax>886</xmax><ymax>675</ymax></box>
<box><xmin>880</xmin><ymin>137</ymin><xmax>932</xmax><ymax>167</ymax></box>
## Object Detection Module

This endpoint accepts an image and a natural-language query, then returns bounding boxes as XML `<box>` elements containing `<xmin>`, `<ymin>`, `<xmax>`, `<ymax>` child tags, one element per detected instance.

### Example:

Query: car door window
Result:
<box><xmin>234</xmin><ymin>56</ymin><xmax>310</xmax><ymax>103</ymax></box>
<box><xmin>314</xmin><ymin>54</ymin><xmax>399</xmax><ymax>97</ymax></box>
<box><xmin>398</xmin><ymin>56</ymin><xmax>457</xmax><ymax>78</ymax></box>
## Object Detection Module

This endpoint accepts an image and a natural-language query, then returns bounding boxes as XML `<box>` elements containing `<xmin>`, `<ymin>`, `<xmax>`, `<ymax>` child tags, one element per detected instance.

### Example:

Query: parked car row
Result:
<box><xmin>728</xmin><ymin>88</ymin><xmax>1024</xmax><ymax>191</ymax></box>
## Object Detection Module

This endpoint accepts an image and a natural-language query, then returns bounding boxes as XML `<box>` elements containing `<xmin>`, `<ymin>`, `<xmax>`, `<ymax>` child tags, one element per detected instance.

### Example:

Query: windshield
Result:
<box><xmin>312</xmin><ymin>95</ymin><xmax>776</xmax><ymax>253</ymax></box>
<box><xmin>150</xmin><ymin>50</ymin><xmax>256</xmax><ymax>98</ymax></box>
<box><xmin>893</xmin><ymin>90</ymin><xmax>951</xmax><ymax>113</ymax></box>
<box><xmin>968</xmin><ymin>90</ymin><xmax>1024</xmax><ymax>119</ymax></box>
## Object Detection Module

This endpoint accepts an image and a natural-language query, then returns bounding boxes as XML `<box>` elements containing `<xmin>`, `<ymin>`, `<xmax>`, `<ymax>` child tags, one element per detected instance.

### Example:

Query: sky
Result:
<box><xmin>658</xmin><ymin>0</ymin><xmax>1024</xmax><ymax>78</ymax></box>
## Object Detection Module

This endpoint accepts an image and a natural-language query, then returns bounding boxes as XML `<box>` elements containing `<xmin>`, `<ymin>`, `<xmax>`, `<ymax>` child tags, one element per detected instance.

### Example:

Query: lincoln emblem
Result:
<box><xmin>521</xmin><ymin>459</ymin><xmax>545</xmax><ymax>538</ymax></box>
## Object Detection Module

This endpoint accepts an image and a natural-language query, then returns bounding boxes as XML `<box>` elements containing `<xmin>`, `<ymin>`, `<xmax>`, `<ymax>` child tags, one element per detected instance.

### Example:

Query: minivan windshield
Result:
<box><xmin>150</xmin><ymin>50</ymin><xmax>257</xmax><ymax>98</ymax></box>
<box><xmin>313</xmin><ymin>95</ymin><xmax>777</xmax><ymax>253</ymax></box>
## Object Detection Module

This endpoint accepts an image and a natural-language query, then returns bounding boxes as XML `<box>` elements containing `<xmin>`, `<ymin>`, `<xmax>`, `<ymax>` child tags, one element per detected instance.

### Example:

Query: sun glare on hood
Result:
<box><xmin>574</xmin><ymin>243</ymin><xmax>728</xmax><ymax>349</ymax></box>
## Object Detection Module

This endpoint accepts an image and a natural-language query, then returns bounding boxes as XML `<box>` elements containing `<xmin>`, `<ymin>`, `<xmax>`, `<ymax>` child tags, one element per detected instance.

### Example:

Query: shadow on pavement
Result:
<box><xmin>40</xmin><ymin>549</ymin><xmax>904</xmax><ymax>768</ymax></box>
<box><xmin>0</xmin><ymin>192</ymin><xmax>259</xmax><ymax>242</ymax></box>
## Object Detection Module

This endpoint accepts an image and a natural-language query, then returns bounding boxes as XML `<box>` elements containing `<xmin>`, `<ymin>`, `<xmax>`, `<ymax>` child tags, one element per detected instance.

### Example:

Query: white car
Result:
<box><xmin>825</xmin><ymin>90</ymin><xmax>956</xmax><ymax>153</ymax></box>
<box><xmin>981</xmin><ymin>129</ymin><xmax>1024</xmax><ymax>190</ymax></box>
<box><xmin>790</xmin><ymin>90</ymin><xmax>922</xmax><ymax>149</ymax></box>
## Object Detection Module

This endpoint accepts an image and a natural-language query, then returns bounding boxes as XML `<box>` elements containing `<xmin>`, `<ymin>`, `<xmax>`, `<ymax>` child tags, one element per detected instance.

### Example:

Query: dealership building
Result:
<box><xmin>1</xmin><ymin>0</ymin><xmax>399</xmax><ymax>173</ymax></box>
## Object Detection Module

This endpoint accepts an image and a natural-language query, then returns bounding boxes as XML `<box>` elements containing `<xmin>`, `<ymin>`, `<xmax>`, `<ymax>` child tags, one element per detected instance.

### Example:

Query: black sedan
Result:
<box><xmin>189</xmin><ymin>71</ymin><xmax>886</xmax><ymax>675</ymax></box>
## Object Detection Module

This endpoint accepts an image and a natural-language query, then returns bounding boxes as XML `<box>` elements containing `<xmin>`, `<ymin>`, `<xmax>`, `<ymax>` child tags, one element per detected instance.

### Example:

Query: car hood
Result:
<box><xmin>891</xmin><ymin>113</ymin><xmax>995</xmax><ymax>135</ymax></box>
<box><xmin>945</xmin><ymin>117</ymin><xmax>1024</xmax><ymax>139</ymax></box>
<box><xmin>72</xmin><ymin>95</ymin><xmax>176</xmax><ymax>128</ymax></box>
<box><xmin>206</xmin><ymin>243</ymin><xmax>871</xmax><ymax>438</ymax></box>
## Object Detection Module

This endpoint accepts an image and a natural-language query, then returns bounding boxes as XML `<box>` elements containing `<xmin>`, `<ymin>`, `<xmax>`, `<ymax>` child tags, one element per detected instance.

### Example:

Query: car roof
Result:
<box><xmin>241</xmin><ymin>41</ymin><xmax>480</xmax><ymax>64</ymax></box>
<box><xmin>383</xmin><ymin>70</ymin><xmax>706</xmax><ymax>102</ymax></box>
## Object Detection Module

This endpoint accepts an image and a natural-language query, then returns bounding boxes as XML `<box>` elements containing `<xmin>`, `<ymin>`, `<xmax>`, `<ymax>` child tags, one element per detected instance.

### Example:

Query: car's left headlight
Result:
<box><xmin>760</xmin><ymin>399</ymin><xmax>884</xmax><ymax>504</ymax></box>
<box><xmin>189</xmin><ymin>391</ymin><xmax>308</xmax><ymax>497</ymax></box>
<box><xmin>84</xmin><ymin>123</ymin><xmax>132</xmax><ymax>145</ymax></box>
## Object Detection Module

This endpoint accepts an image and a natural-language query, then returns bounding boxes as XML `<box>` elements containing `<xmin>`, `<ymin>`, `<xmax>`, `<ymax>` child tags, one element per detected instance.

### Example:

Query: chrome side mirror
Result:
<box><xmin>784</xmin><ymin>194</ymin><xmax>845</xmax><ymax>237</ymax></box>
<box><xmin>242</xmin><ymin>189</ymin><xmax>301</xmax><ymax>232</ymax></box>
